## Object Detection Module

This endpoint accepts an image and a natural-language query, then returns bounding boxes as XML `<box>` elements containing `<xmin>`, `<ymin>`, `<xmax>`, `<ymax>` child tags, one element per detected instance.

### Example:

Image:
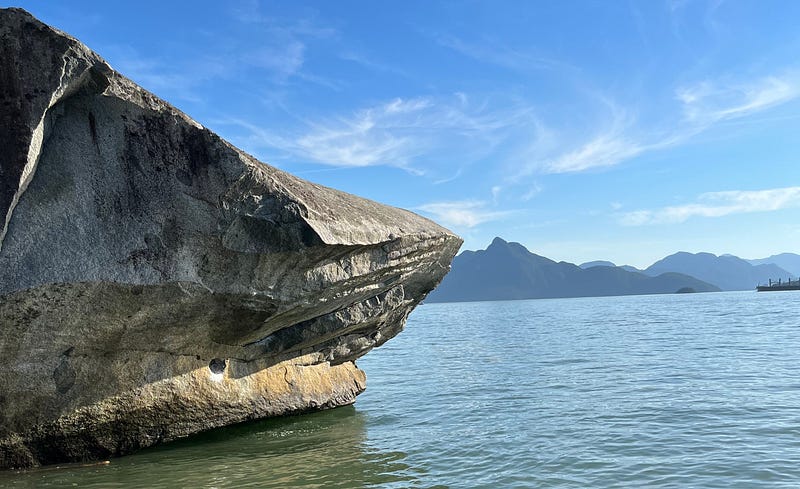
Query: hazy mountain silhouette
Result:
<box><xmin>579</xmin><ymin>260</ymin><xmax>616</xmax><ymax>269</ymax></box>
<box><xmin>581</xmin><ymin>260</ymin><xmax>642</xmax><ymax>273</ymax></box>
<box><xmin>427</xmin><ymin>238</ymin><xmax>720</xmax><ymax>303</ymax></box>
<box><xmin>644</xmin><ymin>252</ymin><xmax>791</xmax><ymax>290</ymax></box>
<box><xmin>747</xmin><ymin>253</ymin><xmax>800</xmax><ymax>277</ymax></box>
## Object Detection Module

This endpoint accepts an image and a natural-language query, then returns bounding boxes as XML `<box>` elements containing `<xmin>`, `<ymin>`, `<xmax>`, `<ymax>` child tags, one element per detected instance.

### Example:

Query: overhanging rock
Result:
<box><xmin>0</xmin><ymin>8</ymin><xmax>461</xmax><ymax>469</ymax></box>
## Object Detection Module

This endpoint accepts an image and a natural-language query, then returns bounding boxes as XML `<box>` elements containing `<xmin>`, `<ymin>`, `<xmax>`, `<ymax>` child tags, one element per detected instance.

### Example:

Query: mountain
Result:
<box><xmin>427</xmin><ymin>238</ymin><xmax>720</xmax><ymax>303</ymax></box>
<box><xmin>644</xmin><ymin>252</ymin><xmax>791</xmax><ymax>290</ymax></box>
<box><xmin>579</xmin><ymin>260</ymin><xmax>616</xmax><ymax>269</ymax></box>
<box><xmin>580</xmin><ymin>260</ymin><xmax>642</xmax><ymax>273</ymax></box>
<box><xmin>747</xmin><ymin>253</ymin><xmax>800</xmax><ymax>277</ymax></box>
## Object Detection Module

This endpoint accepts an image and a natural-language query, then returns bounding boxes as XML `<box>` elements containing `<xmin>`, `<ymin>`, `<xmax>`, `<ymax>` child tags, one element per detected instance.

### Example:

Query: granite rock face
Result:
<box><xmin>0</xmin><ymin>8</ymin><xmax>461</xmax><ymax>469</ymax></box>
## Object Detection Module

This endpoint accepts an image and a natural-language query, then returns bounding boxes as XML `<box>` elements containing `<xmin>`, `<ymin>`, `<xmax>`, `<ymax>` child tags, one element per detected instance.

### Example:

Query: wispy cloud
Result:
<box><xmin>676</xmin><ymin>73</ymin><xmax>800</xmax><ymax>125</ymax></box>
<box><xmin>338</xmin><ymin>51</ymin><xmax>409</xmax><ymax>77</ymax></box>
<box><xmin>229</xmin><ymin>0</ymin><xmax>263</xmax><ymax>24</ymax></box>
<box><xmin>294</xmin><ymin>111</ymin><xmax>418</xmax><ymax>172</ymax></box>
<box><xmin>491</xmin><ymin>185</ymin><xmax>502</xmax><ymax>204</ymax></box>
<box><xmin>416</xmin><ymin>200</ymin><xmax>511</xmax><ymax>228</ymax></box>
<box><xmin>224</xmin><ymin>95</ymin><xmax>536</xmax><ymax>175</ymax></box>
<box><xmin>619</xmin><ymin>186</ymin><xmax>800</xmax><ymax>225</ymax></box>
<box><xmin>104</xmin><ymin>2</ymin><xmax>341</xmax><ymax>99</ymax></box>
<box><xmin>544</xmin><ymin>132</ymin><xmax>645</xmax><ymax>174</ymax></box>
<box><xmin>518</xmin><ymin>71</ymin><xmax>800</xmax><ymax>177</ymax></box>
<box><xmin>437</xmin><ymin>35</ymin><xmax>573</xmax><ymax>73</ymax></box>
<box><xmin>103</xmin><ymin>45</ymin><xmax>232</xmax><ymax>103</ymax></box>
<box><xmin>516</xmin><ymin>103</ymin><xmax>653</xmax><ymax>176</ymax></box>
<box><xmin>229</xmin><ymin>0</ymin><xmax>336</xmax><ymax>38</ymax></box>
<box><xmin>521</xmin><ymin>182</ymin><xmax>543</xmax><ymax>201</ymax></box>
<box><xmin>280</xmin><ymin>97</ymin><xmax>433</xmax><ymax>172</ymax></box>
<box><xmin>229</xmin><ymin>5</ymin><xmax>338</xmax><ymax>84</ymax></box>
<box><xmin>244</xmin><ymin>41</ymin><xmax>306</xmax><ymax>81</ymax></box>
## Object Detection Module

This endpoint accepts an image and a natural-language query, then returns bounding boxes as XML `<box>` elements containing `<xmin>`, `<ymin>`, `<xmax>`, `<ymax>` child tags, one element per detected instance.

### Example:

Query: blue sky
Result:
<box><xmin>14</xmin><ymin>0</ymin><xmax>800</xmax><ymax>267</ymax></box>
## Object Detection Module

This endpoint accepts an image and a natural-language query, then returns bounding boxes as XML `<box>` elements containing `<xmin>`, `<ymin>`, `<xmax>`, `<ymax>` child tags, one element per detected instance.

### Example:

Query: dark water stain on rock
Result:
<box><xmin>52</xmin><ymin>350</ymin><xmax>76</xmax><ymax>395</ymax></box>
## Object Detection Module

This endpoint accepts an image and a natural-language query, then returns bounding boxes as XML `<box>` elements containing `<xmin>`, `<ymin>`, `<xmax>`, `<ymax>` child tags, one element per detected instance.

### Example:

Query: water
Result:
<box><xmin>4</xmin><ymin>291</ymin><xmax>800</xmax><ymax>488</ymax></box>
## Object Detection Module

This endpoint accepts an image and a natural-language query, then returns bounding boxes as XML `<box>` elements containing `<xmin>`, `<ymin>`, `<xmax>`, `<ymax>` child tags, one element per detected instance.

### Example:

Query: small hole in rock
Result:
<box><xmin>209</xmin><ymin>358</ymin><xmax>226</xmax><ymax>374</ymax></box>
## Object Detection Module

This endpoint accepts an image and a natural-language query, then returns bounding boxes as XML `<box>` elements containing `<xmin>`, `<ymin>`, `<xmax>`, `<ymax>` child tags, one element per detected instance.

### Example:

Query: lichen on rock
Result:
<box><xmin>0</xmin><ymin>7</ymin><xmax>461</xmax><ymax>469</ymax></box>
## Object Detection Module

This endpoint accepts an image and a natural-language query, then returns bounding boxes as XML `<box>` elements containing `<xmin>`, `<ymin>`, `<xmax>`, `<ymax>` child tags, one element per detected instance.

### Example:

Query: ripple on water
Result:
<box><xmin>3</xmin><ymin>291</ymin><xmax>800</xmax><ymax>487</ymax></box>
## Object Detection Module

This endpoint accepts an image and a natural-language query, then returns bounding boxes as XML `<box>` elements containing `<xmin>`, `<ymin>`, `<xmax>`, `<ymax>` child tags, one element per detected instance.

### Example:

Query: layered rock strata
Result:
<box><xmin>0</xmin><ymin>8</ymin><xmax>461</xmax><ymax>469</ymax></box>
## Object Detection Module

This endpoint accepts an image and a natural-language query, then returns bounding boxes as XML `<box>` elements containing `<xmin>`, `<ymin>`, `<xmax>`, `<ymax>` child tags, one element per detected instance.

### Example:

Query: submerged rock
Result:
<box><xmin>0</xmin><ymin>8</ymin><xmax>461</xmax><ymax>469</ymax></box>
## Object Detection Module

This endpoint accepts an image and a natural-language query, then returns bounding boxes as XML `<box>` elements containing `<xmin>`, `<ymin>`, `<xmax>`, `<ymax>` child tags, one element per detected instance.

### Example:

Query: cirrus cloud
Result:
<box><xmin>676</xmin><ymin>73</ymin><xmax>800</xmax><ymax>125</ymax></box>
<box><xmin>518</xmin><ymin>71</ymin><xmax>800</xmax><ymax>178</ymax></box>
<box><xmin>223</xmin><ymin>94</ymin><xmax>537</xmax><ymax>177</ymax></box>
<box><xmin>416</xmin><ymin>200</ymin><xmax>512</xmax><ymax>228</ymax></box>
<box><xmin>619</xmin><ymin>186</ymin><xmax>800</xmax><ymax>225</ymax></box>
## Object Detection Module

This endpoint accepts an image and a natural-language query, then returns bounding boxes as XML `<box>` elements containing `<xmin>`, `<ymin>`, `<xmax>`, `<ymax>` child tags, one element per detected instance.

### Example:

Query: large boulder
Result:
<box><xmin>0</xmin><ymin>8</ymin><xmax>461</xmax><ymax>469</ymax></box>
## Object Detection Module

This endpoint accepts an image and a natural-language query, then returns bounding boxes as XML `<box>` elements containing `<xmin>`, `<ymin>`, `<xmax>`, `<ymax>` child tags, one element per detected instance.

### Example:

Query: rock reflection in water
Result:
<box><xmin>0</xmin><ymin>406</ymin><xmax>419</xmax><ymax>488</ymax></box>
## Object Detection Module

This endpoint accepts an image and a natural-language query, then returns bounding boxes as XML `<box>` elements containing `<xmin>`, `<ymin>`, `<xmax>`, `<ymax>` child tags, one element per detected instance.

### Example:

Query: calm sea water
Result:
<box><xmin>4</xmin><ymin>291</ymin><xmax>800</xmax><ymax>488</ymax></box>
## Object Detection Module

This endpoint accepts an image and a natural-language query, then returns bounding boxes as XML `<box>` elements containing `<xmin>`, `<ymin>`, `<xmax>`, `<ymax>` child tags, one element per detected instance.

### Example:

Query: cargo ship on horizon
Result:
<box><xmin>756</xmin><ymin>278</ymin><xmax>800</xmax><ymax>291</ymax></box>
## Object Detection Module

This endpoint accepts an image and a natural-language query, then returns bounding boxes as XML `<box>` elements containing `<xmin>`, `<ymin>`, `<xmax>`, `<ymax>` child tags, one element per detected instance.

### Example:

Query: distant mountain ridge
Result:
<box><xmin>747</xmin><ymin>253</ymin><xmax>800</xmax><ymax>278</ymax></box>
<box><xmin>427</xmin><ymin>238</ymin><xmax>720</xmax><ymax>303</ymax></box>
<box><xmin>644</xmin><ymin>252</ymin><xmax>791</xmax><ymax>291</ymax></box>
<box><xmin>579</xmin><ymin>260</ymin><xmax>616</xmax><ymax>269</ymax></box>
<box><xmin>579</xmin><ymin>260</ymin><xmax>642</xmax><ymax>273</ymax></box>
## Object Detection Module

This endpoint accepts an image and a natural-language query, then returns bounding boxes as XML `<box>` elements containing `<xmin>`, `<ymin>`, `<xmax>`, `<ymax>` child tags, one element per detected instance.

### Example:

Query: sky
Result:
<box><xmin>12</xmin><ymin>0</ymin><xmax>800</xmax><ymax>268</ymax></box>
